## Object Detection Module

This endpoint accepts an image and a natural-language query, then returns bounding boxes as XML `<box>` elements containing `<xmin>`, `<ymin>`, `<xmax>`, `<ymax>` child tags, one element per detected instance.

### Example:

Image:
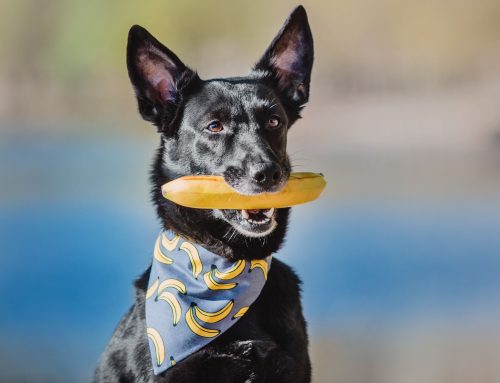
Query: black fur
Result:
<box><xmin>94</xmin><ymin>5</ymin><xmax>314</xmax><ymax>382</ymax></box>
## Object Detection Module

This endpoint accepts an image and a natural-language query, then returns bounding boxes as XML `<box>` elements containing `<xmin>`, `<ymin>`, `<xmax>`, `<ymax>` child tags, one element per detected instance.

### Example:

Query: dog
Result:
<box><xmin>93</xmin><ymin>5</ymin><xmax>314</xmax><ymax>382</ymax></box>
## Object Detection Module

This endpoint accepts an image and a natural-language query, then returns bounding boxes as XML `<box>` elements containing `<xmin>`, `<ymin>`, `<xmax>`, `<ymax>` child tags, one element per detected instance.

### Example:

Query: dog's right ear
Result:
<box><xmin>253</xmin><ymin>6</ymin><xmax>314</xmax><ymax>109</ymax></box>
<box><xmin>127</xmin><ymin>25</ymin><xmax>200</xmax><ymax>134</ymax></box>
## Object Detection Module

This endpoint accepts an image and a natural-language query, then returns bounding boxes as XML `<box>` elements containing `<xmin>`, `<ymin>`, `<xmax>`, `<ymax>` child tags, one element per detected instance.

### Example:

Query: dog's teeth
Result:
<box><xmin>242</xmin><ymin>209</ymin><xmax>273</xmax><ymax>225</ymax></box>
<box><xmin>247</xmin><ymin>217</ymin><xmax>271</xmax><ymax>225</ymax></box>
<box><xmin>263</xmin><ymin>208</ymin><xmax>275</xmax><ymax>218</ymax></box>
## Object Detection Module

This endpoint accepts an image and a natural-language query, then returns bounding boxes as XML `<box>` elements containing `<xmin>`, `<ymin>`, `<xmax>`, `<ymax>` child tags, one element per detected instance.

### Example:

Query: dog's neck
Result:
<box><xmin>150</xmin><ymin>140</ymin><xmax>290</xmax><ymax>260</ymax></box>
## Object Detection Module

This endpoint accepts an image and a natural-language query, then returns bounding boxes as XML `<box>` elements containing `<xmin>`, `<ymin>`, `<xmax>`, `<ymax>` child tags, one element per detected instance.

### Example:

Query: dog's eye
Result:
<box><xmin>268</xmin><ymin>116</ymin><xmax>281</xmax><ymax>129</ymax></box>
<box><xmin>206</xmin><ymin>120</ymin><xmax>223</xmax><ymax>133</ymax></box>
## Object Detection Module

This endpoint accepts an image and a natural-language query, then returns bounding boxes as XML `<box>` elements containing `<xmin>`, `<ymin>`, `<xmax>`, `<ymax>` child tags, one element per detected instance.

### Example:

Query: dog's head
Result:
<box><xmin>127</xmin><ymin>6</ymin><xmax>313</xmax><ymax>257</ymax></box>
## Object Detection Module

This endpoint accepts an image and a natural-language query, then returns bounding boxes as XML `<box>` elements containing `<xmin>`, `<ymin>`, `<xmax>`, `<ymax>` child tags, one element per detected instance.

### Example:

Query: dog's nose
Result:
<box><xmin>250</xmin><ymin>162</ymin><xmax>282</xmax><ymax>189</ymax></box>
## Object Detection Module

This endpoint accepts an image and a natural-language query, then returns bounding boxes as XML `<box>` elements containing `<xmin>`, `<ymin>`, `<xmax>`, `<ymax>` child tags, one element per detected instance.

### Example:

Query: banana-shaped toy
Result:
<box><xmin>193</xmin><ymin>300</ymin><xmax>234</xmax><ymax>323</ymax></box>
<box><xmin>250</xmin><ymin>259</ymin><xmax>269</xmax><ymax>280</ymax></box>
<box><xmin>161</xmin><ymin>172</ymin><xmax>326</xmax><ymax>209</ymax></box>
<box><xmin>185</xmin><ymin>305</ymin><xmax>221</xmax><ymax>338</ymax></box>
<box><xmin>213</xmin><ymin>260</ymin><xmax>246</xmax><ymax>280</ymax></box>
<box><xmin>158</xmin><ymin>291</ymin><xmax>182</xmax><ymax>326</ymax></box>
<box><xmin>203</xmin><ymin>270</ymin><xmax>238</xmax><ymax>290</ymax></box>
<box><xmin>147</xmin><ymin>327</ymin><xmax>165</xmax><ymax>366</ymax></box>
<box><xmin>180</xmin><ymin>241</ymin><xmax>202</xmax><ymax>279</ymax></box>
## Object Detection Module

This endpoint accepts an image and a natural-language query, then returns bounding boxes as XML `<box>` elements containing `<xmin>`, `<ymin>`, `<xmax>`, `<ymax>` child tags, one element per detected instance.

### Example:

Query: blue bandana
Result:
<box><xmin>145</xmin><ymin>230</ymin><xmax>272</xmax><ymax>375</ymax></box>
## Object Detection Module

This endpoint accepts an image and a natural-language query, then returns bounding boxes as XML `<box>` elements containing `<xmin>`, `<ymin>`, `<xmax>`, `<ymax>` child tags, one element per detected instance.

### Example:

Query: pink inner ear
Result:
<box><xmin>272</xmin><ymin>43</ymin><xmax>300</xmax><ymax>75</ymax></box>
<box><xmin>272</xmin><ymin>48</ymin><xmax>301</xmax><ymax>90</ymax></box>
<box><xmin>138</xmin><ymin>52</ymin><xmax>175</xmax><ymax>103</ymax></box>
<box><xmin>156</xmin><ymin>78</ymin><xmax>173</xmax><ymax>102</ymax></box>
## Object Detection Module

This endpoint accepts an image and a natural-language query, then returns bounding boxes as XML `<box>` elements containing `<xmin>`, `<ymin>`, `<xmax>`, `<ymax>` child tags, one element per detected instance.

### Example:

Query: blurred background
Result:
<box><xmin>1</xmin><ymin>0</ymin><xmax>500</xmax><ymax>382</ymax></box>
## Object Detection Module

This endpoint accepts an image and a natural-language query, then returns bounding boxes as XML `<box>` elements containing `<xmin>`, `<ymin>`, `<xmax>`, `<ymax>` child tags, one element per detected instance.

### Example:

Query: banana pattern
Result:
<box><xmin>232</xmin><ymin>306</ymin><xmax>249</xmax><ymax>319</ymax></box>
<box><xmin>146</xmin><ymin>277</ymin><xmax>160</xmax><ymax>300</ymax></box>
<box><xmin>147</xmin><ymin>327</ymin><xmax>165</xmax><ymax>367</ymax></box>
<box><xmin>154</xmin><ymin>236</ymin><xmax>174</xmax><ymax>265</ymax></box>
<box><xmin>158</xmin><ymin>278</ymin><xmax>187</xmax><ymax>295</ymax></box>
<box><xmin>203</xmin><ymin>270</ymin><xmax>238</xmax><ymax>290</ymax></box>
<box><xmin>180</xmin><ymin>241</ymin><xmax>202</xmax><ymax>279</ymax></box>
<box><xmin>193</xmin><ymin>300</ymin><xmax>234</xmax><ymax>323</ymax></box>
<box><xmin>213</xmin><ymin>260</ymin><xmax>246</xmax><ymax>280</ymax></box>
<box><xmin>250</xmin><ymin>259</ymin><xmax>270</xmax><ymax>280</ymax></box>
<box><xmin>157</xmin><ymin>291</ymin><xmax>182</xmax><ymax>326</ymax></box>
<box><xmin>145</xmin><ymin>230</ymin><xmax>272</xmax><ymax>375</ymax></box>
<box><xmin>185</xmin><ymin>305</ymin><xmax>221</xmax><ymax>338</ymax></box>
<box><xmin>161</xmin><ymin>232</ymin><xmax>180</xmax><ymax>251</ymax></box>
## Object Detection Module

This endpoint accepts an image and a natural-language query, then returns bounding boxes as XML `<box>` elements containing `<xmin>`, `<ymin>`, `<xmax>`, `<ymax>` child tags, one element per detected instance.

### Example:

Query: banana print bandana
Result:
<box><xmin>145</xmin><ymin>230</ymin><xmax>272</xmax><ymax>375</ymax></box>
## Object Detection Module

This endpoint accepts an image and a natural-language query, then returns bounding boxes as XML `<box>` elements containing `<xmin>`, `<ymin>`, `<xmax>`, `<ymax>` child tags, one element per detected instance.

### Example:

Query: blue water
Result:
<box><xmin>1</xmin><ymin>132</ymin><xmax>499</xmax><ymax>381</ymax></box>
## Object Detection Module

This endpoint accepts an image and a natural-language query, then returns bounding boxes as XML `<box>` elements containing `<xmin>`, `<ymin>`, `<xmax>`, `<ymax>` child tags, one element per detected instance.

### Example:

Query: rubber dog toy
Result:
<box><xmin>161</xmin><ymin>172</ymin><xmax>326</xmax><ymax>209</ymax></box>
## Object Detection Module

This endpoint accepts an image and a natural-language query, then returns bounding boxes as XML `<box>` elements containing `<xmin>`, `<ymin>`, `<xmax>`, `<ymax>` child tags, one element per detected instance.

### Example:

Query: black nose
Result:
<box><xmin>250</xmin><ymin>162</ymin><xmax>282</xmax><ymax>189</ymax></box>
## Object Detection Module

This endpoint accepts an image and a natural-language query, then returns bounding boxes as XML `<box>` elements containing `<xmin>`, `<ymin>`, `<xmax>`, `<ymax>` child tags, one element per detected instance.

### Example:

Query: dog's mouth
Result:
<box><xmin>241</xmin><ymin>208</ymin><xmax>275</xmax><ymax>224</ymax></box>
<box><xmin>216</xmin><ymin>208</ymin><xmax>277</xmax><ymax>238</ymax></box>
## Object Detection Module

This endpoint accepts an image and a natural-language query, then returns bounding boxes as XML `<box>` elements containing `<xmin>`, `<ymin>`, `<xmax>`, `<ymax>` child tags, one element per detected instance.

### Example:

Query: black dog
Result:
<box><xmin>94</xmin><ymin>5</ymin><xmax>314</xmax><ymax>382</ymax></box>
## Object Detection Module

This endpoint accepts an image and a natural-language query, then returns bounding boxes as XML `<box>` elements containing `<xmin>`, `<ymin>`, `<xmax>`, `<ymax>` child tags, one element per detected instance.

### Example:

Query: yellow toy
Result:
<box><xmin>161</xmin><ymin>172</ymin><xmax>326</xmax><ymax>209</ymax></box>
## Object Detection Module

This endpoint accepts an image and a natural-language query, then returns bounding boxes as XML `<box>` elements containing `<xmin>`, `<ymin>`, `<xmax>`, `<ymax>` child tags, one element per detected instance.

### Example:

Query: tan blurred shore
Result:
<box><xmin>311</xmin><ymin>324</ymin><xmax>500</xmax><ymax>383</ymax></box>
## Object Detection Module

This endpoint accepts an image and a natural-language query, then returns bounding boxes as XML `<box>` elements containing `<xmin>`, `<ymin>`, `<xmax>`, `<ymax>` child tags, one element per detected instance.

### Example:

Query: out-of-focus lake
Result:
<box><xmin>1</xmin><ymin>129</ymin><xmax>499</xmax><ymax>382</ymax></box>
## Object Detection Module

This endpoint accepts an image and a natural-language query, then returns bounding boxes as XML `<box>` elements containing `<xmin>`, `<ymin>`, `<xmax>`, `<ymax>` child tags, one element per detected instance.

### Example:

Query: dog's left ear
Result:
<box><xmin>254</xmin><ymin>5</ymin><xmax>314</xmax><ymax>106</ymax></box>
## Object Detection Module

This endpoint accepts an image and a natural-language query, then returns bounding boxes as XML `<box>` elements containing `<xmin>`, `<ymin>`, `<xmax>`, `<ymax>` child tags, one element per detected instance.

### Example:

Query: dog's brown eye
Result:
<box><xmin>268</xmin><ymin>116</ymin><xmax>281</xmax><ymax>129</ymax></box>
<box><xmin>206</xmin><ymin>120</ymin><xmax>223</xmax><ymax>133</ymax></box>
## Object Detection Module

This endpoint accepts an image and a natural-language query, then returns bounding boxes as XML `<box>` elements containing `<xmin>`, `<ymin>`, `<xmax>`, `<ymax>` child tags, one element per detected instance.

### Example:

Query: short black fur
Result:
<box><xmin>94</xmin><ymin>5</ymin><xmax>314</xmax><ymax>382</ymax></box>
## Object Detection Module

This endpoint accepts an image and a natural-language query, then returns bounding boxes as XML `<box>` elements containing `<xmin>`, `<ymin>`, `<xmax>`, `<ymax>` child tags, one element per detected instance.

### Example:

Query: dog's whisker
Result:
<box><xmin>227</xmin><ymin>227</ymin><xmax>240</xmax><ymax>242</ymax></box>
<box><xmin>222</xmin><ymin>226</ymin><xmax>233</xmax><ymax>240</ymax></box>
<box><xmin>224</xmin><ymin>226</ymin><xmax>236</xmax><ymax>242</ymax></box>
<box><xmin>230</xmin><ymin>228</ymin><xmax>240</xmax><ymax>243</ymax></box>
<box><xmin>267</xmin><ymin>97</ymin><xmax>279</xmax><ymax>110</ymax></box>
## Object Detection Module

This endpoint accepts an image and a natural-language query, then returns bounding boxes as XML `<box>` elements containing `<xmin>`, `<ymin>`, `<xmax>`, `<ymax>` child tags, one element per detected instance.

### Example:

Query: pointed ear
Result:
<box><xmin>126</xmin><ymin>25</ymin><xmax>200</xmax><ymax>134</ymax></box>
<box><xmin>254</xmin><ymin>6</ymin><xmax>314</xmax><ymax>106</ymax></box>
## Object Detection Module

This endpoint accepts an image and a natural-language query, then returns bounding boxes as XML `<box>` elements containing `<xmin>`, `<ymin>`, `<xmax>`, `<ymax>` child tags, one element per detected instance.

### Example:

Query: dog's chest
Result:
<box><xmin>160</xmin><ymin>306</ymin><xmax>279</xmax><ymax>381</ymax></box>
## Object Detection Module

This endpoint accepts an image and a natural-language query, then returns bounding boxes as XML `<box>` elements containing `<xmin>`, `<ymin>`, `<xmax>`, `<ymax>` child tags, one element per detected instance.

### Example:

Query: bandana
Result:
<box><xmin>145</xmin><ymin>230</ymin><xmax>271</xmax><ymax>375</ymax></box>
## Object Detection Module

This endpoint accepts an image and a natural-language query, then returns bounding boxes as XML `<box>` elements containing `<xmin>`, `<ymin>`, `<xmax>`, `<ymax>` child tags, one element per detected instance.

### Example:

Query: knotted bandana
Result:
<box><xmin>145</xmin><ymin>230</ymin><xmax>272</xmax><ymax>375</ymax></box>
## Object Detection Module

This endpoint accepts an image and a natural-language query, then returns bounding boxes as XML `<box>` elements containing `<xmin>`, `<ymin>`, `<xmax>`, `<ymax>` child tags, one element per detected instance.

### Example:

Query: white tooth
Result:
<box><xmin>264</xmin><ymin>208</ymin><xmax>275</xmax><ymax>218</ymax></box>
<box><xmin>241</xmin><ymin>210</ymin><xmax>250</xmax><ymax>219</ymax></box>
